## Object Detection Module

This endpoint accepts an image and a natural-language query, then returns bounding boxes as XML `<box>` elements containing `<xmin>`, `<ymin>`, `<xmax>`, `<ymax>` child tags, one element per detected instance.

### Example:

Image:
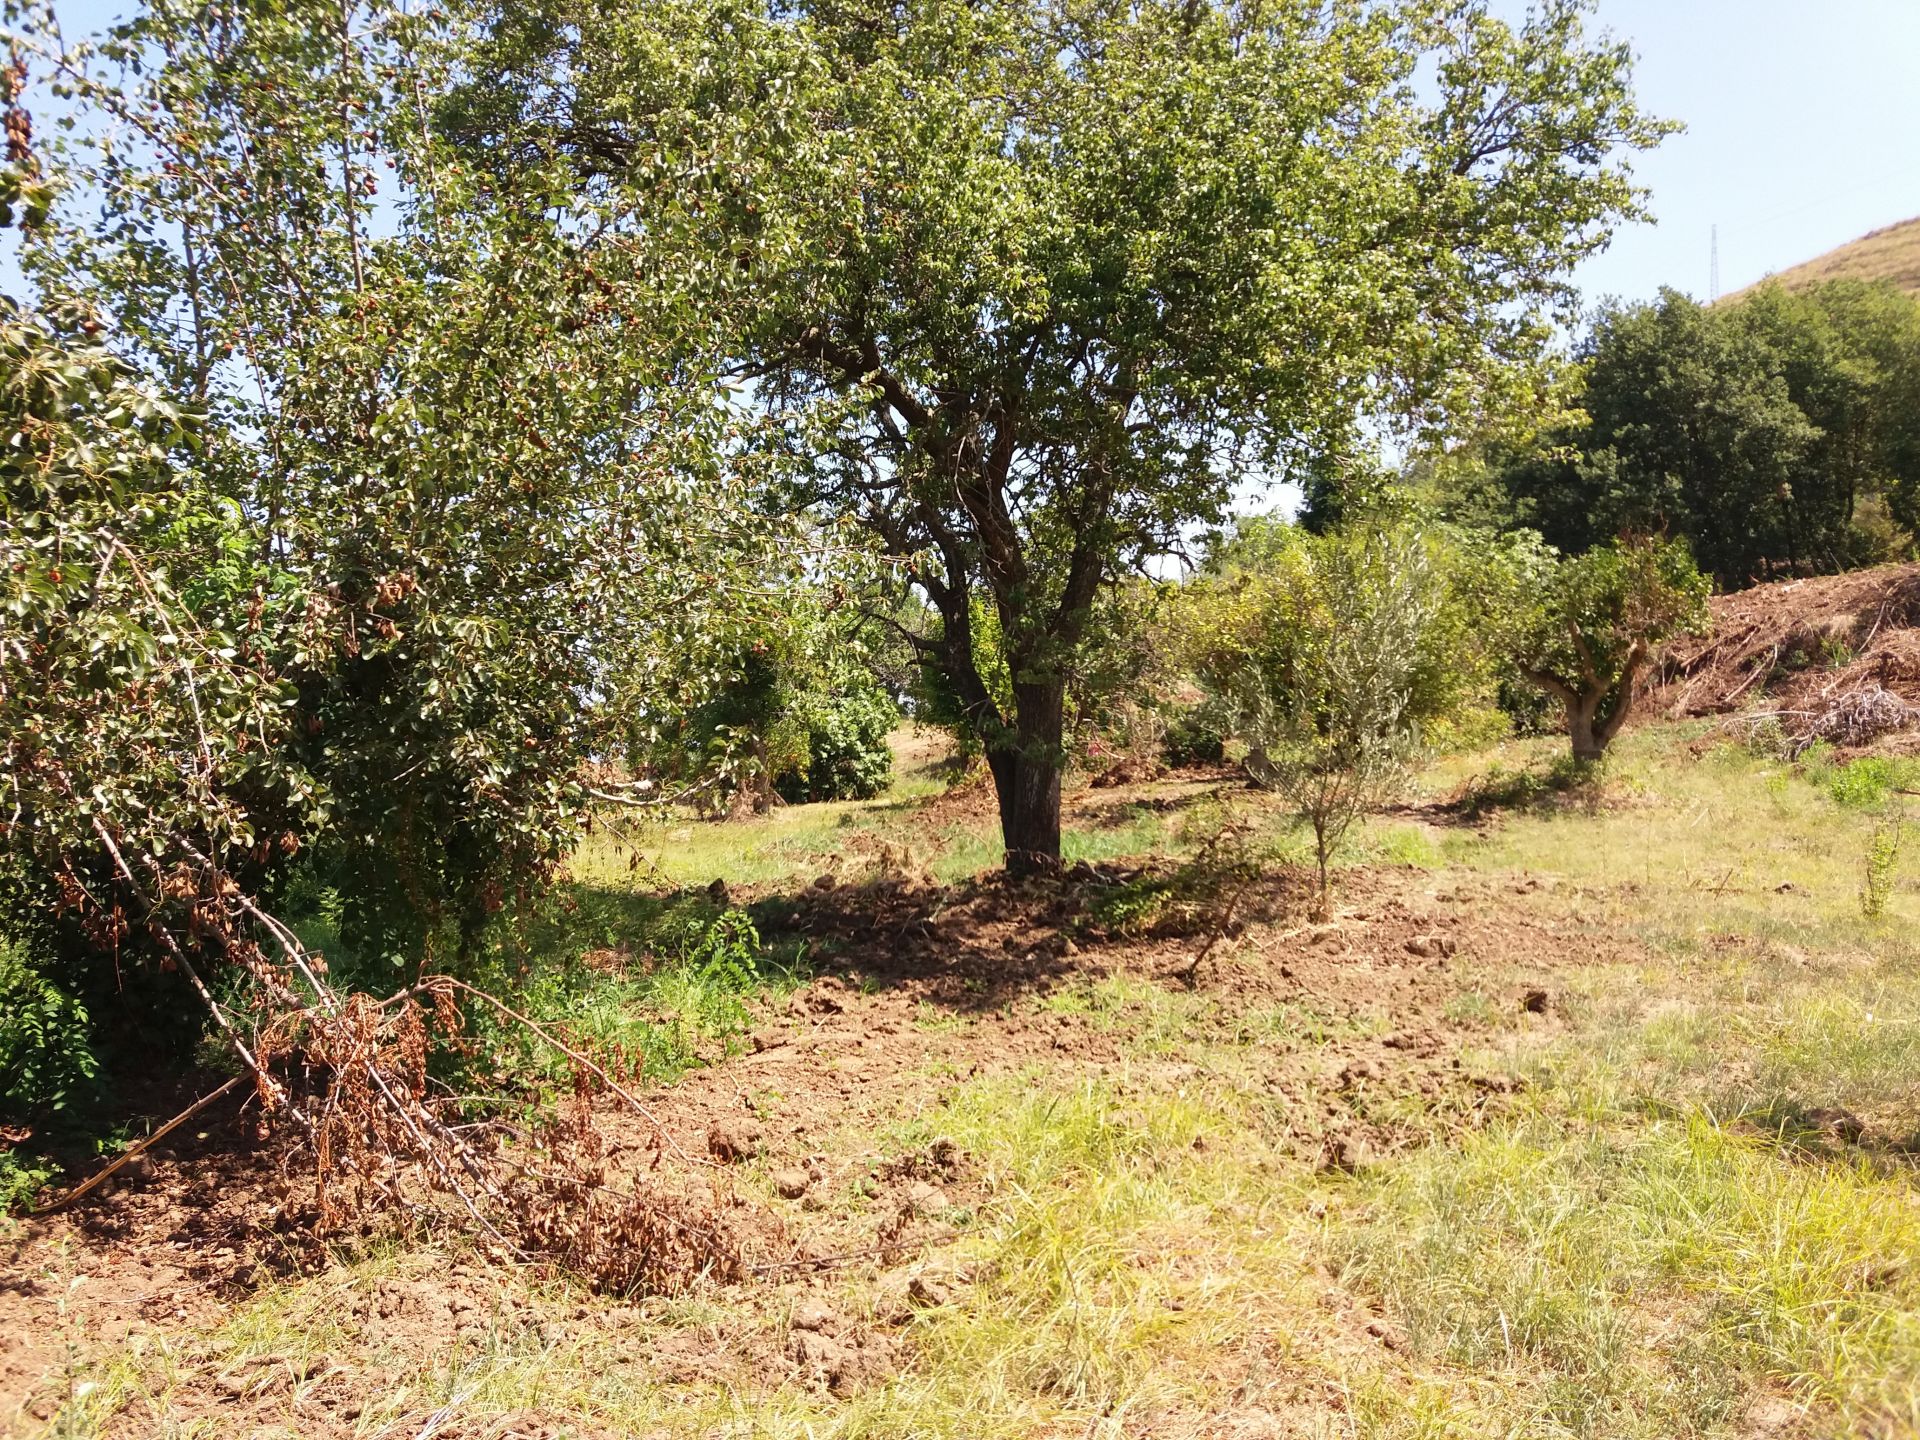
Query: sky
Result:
<box><xmin>16</xmin><ymin>0</ymin><xmax>1920</xmax><ymax>314</ymax></box>
<box><xmin>1529</xmin><ymin>0</ymin><xmax>1920</xmax><ymax>307</ymax></box>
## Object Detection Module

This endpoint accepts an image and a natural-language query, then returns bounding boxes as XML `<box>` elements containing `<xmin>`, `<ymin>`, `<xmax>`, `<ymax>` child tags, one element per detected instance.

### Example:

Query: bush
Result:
<box><xmin>1827</xmin><ymin>756</ymin><xmax>1920</xmax><ymax>811</ymax></box>
<box><xmin>0</xmin><ymin>931</ymin><xmax>97</xmax><ymax>1117</ymax></box>
<box><xmin>1162</xmin><ymin>712</ymin><xmax>1227</xmax><ymax>768</ymax></box>
<box><xmin>1190</xmin><ymin>521</ymin><xmax>1471</xmax><ymax>914</ymax></box>
<box><xmin>776</xmin><ymin>682</ymin><xmax>897</xmax><ymax>803</ymax></box>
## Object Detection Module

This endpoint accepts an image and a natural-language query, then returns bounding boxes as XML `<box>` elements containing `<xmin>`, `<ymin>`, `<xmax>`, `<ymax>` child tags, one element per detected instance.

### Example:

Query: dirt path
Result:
<box><xmin>1</xmin><ymin>864</ymin><xmax>1617</xmax><ymax>1436</ymax></box>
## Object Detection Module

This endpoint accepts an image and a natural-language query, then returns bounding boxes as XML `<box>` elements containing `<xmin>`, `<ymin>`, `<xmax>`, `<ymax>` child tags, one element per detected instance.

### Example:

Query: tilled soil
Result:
<box><xmin>1</xmin><ymin>863</ymin><xmax>1618</xmax><ymax>1437</ymax></box>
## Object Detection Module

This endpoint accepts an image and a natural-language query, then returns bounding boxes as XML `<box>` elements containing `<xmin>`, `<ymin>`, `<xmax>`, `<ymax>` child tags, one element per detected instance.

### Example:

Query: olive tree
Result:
<box><xmin>1186</xmin><ymin>523</ymin><xmax>1474</xmax><ymax>916</ymax></box>
<box><xmin>1514</xmin><ymin>537</ymin><xmax>1710</xmax><ymax>762</ymax></box>
<box><xmin>446</xmin><ymin>0</ymin><xmax>1671</xmax><ymax>873</ymax></box>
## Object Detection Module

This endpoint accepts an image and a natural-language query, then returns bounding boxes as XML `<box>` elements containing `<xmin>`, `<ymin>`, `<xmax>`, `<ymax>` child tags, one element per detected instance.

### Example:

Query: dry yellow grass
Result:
<box><xmin>1725</xmin><ymin>214</ymin><xmax>1920</xmax><ymax>300</ymax></box>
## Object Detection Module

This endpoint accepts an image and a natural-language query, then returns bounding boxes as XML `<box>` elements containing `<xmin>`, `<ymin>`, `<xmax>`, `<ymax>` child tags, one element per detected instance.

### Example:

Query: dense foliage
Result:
<box><xmin>0</xmin><ymin>929</ymin><xmax>95</xmax><ymax>1115</ymax></box>
<box><xmin>645</xmin><ymin>607</ymin><xmax>898</xmax><ymax>812</ymax></box>
<box><xmin>1510</xmin><ymin>536</ymin><xmax>1710</xmax><ymax>761</ymax></box>
<box><xmin>445</xmin><ymin>0</ymin><xmax>1669</xmax><ymax>871</ymax></box>
<box><xmin>1182</xmin><ymin>519</ymin><xmax>1490</xmax><ymax>903</ymax></box>
<box><xmin>1483</xmin><ymin>283</ymin><xmax>1920</xmax><ymax>587</ymax></box>
<box><xmin>5</xmin><ymin>0</ymin><xmax>786</xmax><ymax>985</ymax></box>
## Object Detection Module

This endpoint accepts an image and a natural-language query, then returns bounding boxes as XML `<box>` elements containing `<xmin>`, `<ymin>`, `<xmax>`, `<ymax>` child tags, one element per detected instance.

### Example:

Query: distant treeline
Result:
<box><xmin>1422</xmin><ymin>281</ymin><xmax>1920</xmax><ymax>589</ymax></box>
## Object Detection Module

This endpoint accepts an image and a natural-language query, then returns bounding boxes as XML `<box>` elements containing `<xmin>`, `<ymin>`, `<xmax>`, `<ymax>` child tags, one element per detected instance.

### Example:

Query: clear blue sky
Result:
<box><xmin>1531</xmin><ymin>0</ymin><xmax>1920</xmax><ymax>306</ymax></box>
<box><xmin>22</xmin><ymin>0</ymin><xmax>1920</xmax><ymax>311</ymax></box>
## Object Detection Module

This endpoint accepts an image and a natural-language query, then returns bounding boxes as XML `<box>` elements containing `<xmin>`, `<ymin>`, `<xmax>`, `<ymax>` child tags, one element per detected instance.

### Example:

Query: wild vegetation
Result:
<box><xmin>5</xmin><ymin>0</ymin><xmax>1920</xmax><ymax>1435</ymax></box>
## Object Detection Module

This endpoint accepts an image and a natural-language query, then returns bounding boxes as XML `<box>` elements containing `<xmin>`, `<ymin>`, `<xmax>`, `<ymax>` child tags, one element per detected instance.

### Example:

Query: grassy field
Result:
<box><xmin>11</xmin><ymin>722</ymin><xmax>1920</xmax><ymax>1438</ymax></box>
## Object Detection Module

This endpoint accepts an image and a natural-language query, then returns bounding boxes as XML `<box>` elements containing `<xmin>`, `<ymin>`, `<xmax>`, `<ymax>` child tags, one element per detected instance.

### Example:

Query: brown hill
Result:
<box><xmin>1650</xmin><ymin>563</ymin><xmax>1920</xmax><ymax>751</ymax></box>
<box><xmin>1724</xmin><ymin>215</ymin><xmax>1920</xmax><ymax>301</ymax></box>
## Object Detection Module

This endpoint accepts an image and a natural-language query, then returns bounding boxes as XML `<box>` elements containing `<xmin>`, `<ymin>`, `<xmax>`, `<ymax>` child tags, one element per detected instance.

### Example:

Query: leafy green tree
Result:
<box><xmin>11</xmin><ymin>0</ymin><xmax>771</xmax><ymax>969</ymax></box>
<box><xmin>1493</xmin><ymin>284</ymin><xmax>1920</xmax><ymax>586</ymax></box>
<box><xmin>1512</xmin><ymin>537</ymin><xmax>1709</xmax><ymax>762</ymax></box>
<box><xmin>1186</xmin><ymin>523</ymin><xmax>1470</xmax><ymax>915</ymax></box>
<box><xmin>777</xmin><ymin>679</ymin><xmax>897</xmax><ymax>806</ymax></box>
<box><xmin>648</xmin><ymin>609</ymin><xmax>898</xmax><ymax>813</ymax></box>
<box><xmin>447</xmin><ymin>0</ymin><xmax>1670</xmax><ymax>872</ymax></box>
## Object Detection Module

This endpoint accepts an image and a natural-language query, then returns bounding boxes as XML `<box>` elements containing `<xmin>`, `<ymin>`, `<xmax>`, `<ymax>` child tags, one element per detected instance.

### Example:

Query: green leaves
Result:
<box><xmin>443</xmin><ymin>0</ymin><xmax>1666</xmax><ymax>864</ymax></box>
<box><xmin>5</xmin><ymin>0</ymin><xmax>797</xmax><ymax>974</ymax></box>
<box><xmin>1511</xmin><ymin>535</ymin><xmax>1709</xmax><ymax>759</ymax></box>
<box><xmin>1494</xmin><ymin>283</ymin><xmax>1920</xmax><ymax>587</ymax></box>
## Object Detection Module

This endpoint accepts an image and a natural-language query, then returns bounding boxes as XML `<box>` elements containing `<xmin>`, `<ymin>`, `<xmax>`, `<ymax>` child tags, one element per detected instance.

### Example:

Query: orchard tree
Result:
<box><xmin>446</xmin><ymin>0</ymin><xmax>1672</xmax><ymax>873</ymax></box>
<box><xmin>1187</xmin><ymin>522</ymin><xmax>1471</xmax><ymax>916</ymax></box>
<box><xmin>8</xmin><ymin>0</ymin><xmax>776</xmax><ymax>969</ymax></box>
<box><xmin>1514</xmin><ymin>537</ymin><xmax>1709</xmax><ymax>762</ymax></box>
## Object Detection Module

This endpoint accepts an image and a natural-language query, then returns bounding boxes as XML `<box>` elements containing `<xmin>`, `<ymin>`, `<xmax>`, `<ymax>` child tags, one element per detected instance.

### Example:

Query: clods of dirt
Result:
<box><xmin>708</xmin><ymin>1117</ymin><xmax>766</xmax><ymax>1162</ymax></box>
<box><xmin>0</xmin><ymin>862</ymin><xmax>1632</xmax><ymax>1432</ymax></box>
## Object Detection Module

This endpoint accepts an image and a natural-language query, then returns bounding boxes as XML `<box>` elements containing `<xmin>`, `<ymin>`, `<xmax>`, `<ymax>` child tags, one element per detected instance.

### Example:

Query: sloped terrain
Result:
<box><xmin>9</xmin><ymin>729</ymin><xmax>1920</xmax><ymax>1438</ymax></box>
<box><xmin>1724</xmin><ymin>215</ymin><xmax>1920</xmax><ymax>300</ymax></box>
<box><xmin>1651</xmin><ymin>562</ymin><xmax>1920</xmax><ymax>748</ymax></box>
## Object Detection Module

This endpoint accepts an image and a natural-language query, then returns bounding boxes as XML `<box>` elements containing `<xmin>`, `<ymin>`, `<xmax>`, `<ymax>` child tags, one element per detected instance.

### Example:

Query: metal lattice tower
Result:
<box><xmin>1710</xmin><ymin>225</ymin><xmax>1720</xmax><ymax>303</ymax></box>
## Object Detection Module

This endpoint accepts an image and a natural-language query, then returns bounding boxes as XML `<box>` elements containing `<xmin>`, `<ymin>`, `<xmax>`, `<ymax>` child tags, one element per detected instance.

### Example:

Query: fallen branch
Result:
<box><xmin>31</xmin><ymin>1074</ymin><xmax>245</xmax><ymax>1215</ymax></box>
<box><xmin>423</xmin><ymin>975</ymin><xmax>711</xmax><ymax>1171</ymax></box>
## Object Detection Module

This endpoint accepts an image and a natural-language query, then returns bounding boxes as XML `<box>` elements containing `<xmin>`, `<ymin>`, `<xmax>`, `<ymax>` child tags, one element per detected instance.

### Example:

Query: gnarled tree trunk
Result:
<box><xmin>987</xmin><ymin>681</ymin><xmax>1066</xmax><ymax>874</ymax></box>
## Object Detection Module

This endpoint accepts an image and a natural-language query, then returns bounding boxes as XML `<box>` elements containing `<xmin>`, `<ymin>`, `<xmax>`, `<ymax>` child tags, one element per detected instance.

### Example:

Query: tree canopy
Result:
<box><xmin>1510</xmin><ymin>535</ymin><xmax>1709</xmax><ymax>761</ymax></box>
<box><xmin>1484</xmin><ymin>282</ymin><xmax>1920</xmax><ymax>588</ymax></box>
<box><xmin>5</xmin><ymin>0</ymin><xmax>790</xmax><ymax>974</ymax></box>
<box><xmin>446</xmin><ymin>0</ymin><xmax>1669</xmax><ymax>870</ymax></box>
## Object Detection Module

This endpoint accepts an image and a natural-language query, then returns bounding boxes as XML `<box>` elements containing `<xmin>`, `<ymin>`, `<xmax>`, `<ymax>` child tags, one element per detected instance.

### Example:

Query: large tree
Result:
<box><xmin>448</xmin><ymin>0</ymin><xmax>1668</xmax><ymax>872</ymax></box>
<box><xmin>8</xmin><ymin>0</ymin><xmax>775</xmax><ymax>969</ymax></box>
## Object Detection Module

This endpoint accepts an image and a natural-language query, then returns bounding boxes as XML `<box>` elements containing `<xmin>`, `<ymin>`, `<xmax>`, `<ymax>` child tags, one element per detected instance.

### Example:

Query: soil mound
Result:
<box><xmin>1650</xmin><ymin>563</ymin><xmax>1920</xmax><ymax>748</ymax></box>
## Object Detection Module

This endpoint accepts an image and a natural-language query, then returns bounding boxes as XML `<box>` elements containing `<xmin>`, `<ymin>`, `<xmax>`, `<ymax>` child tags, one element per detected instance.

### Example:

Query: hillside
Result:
<box><xmin>1724</xmin><ymin>214</ymin><xmax>1920</xmax><ymax>300</ymax></box>
<box><xmin>1651</xmin><ymin>561</ymin><xmax>1920</xmax><ymax>749</ymax></box>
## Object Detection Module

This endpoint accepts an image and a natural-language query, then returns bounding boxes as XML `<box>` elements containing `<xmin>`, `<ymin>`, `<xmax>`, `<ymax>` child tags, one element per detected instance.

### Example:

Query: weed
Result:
<box><xmin>468</xmin><ymin>905</ymin><xmax>800</xmax><ymax>1094</ymax></box>
<box><xmin>1860</xmin><ymin>816</ymin><xmax>1905</xmax><ymax>919</ymax></box>
<box><xmin>1827</xmin><ymin>756</ymin><xmax>1919</xmax><ymax>810</ymax></box>
<box><xmin>0</xmin><ymin>1147</ymin><xmax>55</xmax><ymax>1213</ymax></box>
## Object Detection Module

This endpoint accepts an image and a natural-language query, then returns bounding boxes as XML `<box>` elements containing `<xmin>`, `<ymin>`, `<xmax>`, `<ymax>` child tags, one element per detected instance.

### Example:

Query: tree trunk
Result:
<box><xmin>1567</xmin><ymin>694</ymin><xmax>1604</xmax><ymax>763</ymax></box>
<box><xmin>989</xmin><ymin>683</ymin><xmax>1065</xmax><ymax>875</ymax></box>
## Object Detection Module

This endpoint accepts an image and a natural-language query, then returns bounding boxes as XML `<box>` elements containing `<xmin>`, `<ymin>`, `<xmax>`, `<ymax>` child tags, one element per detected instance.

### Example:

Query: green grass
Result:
<box><xmin>31</xmin><ymin>721</ymin><xmax>1920</xmax><ymax>1438</ymax></box>
<box><xmin>1332</xmin><ymin>1106</ymin><xmax>1920</xmax><ymax>1437</ymax></box>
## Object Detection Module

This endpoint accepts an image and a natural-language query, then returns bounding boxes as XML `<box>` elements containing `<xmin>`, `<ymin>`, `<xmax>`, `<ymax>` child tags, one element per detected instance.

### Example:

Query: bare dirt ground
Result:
<box><xmin>1651</xmin><ymin>562</ymin><xmax>1920</xmax><ymax>735</ymax></box>
<box><xmin>0</xmin><ymin>860</ymin><xmax>1602</xmax><ymax>1436</ymax></box>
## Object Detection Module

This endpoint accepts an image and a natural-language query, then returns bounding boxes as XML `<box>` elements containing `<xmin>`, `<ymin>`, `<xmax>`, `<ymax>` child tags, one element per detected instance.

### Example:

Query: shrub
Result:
<box><xmin>0</xmin><ymin>932</ymin><xmax>97</xmax><ymax>1117</ymax></box>
<box><xmin>776</xmin><ymin>682</ymin><xmax>897</xmax><ymax>803</ymax></box>
<box><xmin>1827</xmin><ymin>756</ymin><xmax>1920</xmax><ymax>811</ymax></box>
<box><xmin>1861</xmin><ymin>819</ymin><xmax>1904</xmax><ymax>920</ymax></box>
<box><xmin>1162</xmin><ymin>712</ymin><xmax>1227</xmax><ymax>768</ymax></box>
<box><xmin>1192</xmin><ymin>522</ymin><xmax>1469</xmax><ymax>915</ymax></box>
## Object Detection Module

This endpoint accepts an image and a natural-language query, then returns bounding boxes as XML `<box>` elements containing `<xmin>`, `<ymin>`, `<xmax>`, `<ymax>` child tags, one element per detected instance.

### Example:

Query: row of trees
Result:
<box><xmin>1433</xmin><ymin>281</ymin><xmax>1920</xmax><ymax>588</ymax></box>
<box><xmin>1163</xmin><ymin>519</ymin><xmax>1706</xmax><ymax>898</ymax></box>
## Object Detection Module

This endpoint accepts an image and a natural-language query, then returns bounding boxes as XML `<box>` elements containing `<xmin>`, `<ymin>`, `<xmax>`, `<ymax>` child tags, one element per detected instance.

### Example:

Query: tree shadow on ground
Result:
<box><xmin>750</xmin><ymin>858</ymin><xmax>1309</xmax><ymax>1019</ymax></box>
<box><xmin>1407</xmin><ymin>754</ymin><xmax>1608</xmax><ymax>830</ymax></box>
